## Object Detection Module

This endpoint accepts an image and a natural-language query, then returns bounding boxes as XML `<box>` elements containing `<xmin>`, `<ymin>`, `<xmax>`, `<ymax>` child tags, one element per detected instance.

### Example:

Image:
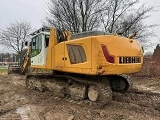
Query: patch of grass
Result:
<box><xmin>0</xmin><ymin>69</ymin><xmax>7</xmax><ymax>73</ymax></box>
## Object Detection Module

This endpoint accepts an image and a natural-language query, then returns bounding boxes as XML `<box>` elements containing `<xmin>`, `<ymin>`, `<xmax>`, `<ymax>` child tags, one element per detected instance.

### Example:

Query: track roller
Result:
<box><xmin>45</xmin><ymin>80</ymin><xmax>66</xmax><ymax>93</ymax></box>
<box><xmin>68</xmin><ymin>83</ymin><xmax>88</xmax><ymax>100</ymax></box>
<box><xmin>26</xmin><ymin>78</ymin><xmax>46</xmax><ymax>92</ymax></box>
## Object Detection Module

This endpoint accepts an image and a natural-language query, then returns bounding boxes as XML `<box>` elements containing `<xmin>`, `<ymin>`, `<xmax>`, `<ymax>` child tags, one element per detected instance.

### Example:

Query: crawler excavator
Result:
<box><xmin>16</xmin><ymin>27</ymin><xmax>143</xmax><ymax>105</ymax></box>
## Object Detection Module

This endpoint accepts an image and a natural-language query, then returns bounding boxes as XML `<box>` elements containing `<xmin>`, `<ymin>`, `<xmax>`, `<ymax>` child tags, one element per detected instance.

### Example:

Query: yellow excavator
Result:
<box><xmin>12</xmin><ymin>27</ymin><xmax>143</xmax><ymax>105</ymax></box>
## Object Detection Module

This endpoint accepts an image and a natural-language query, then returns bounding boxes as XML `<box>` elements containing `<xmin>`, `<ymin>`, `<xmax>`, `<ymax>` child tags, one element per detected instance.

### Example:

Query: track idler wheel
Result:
<box><xmin>88</xmin><ymin>81</ymin><xmax>112</xmax><ymax>105</ymax></box>
<box><xmin>109</xmin><ymin>75</ymin><xmax>132</xmax><ymax>92</ymax></box>
<box><xmin>88</xmin><ymin>85</ymin><xmax>100</xmax><ymax>102</ymax></box>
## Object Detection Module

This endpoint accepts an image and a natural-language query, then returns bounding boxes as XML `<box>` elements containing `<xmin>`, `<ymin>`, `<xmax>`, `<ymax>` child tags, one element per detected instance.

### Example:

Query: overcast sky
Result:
<box><xmin>0</xmin><ymin>0</ymin><xmax>160</xmax><ymax>53</ymax></box>
<box><xmin>0</xmin><ymin>0</ymin><xmax>47</xmax><ymax>29</ymax></box>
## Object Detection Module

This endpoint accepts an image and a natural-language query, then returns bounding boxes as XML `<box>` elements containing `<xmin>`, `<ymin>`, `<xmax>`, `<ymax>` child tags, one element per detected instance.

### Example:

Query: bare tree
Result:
<box><xmin>101</xmin><ymin>0</ymin><xmax>138</xmax><ymax>33</ymax></box>
<box><xmin>101</xmin><ymin>0</ymin><xmax>154</xmax><ymax>34</ymax></box>
<box><xmin>45</xmin><ymin>0</ymin><xmax>155</xmax><ymax>34</ymax></box>
<box><xmin>0</xmin><ymin>21</ymin><xmax>32</xmax><ymax>64</ymax></box>
<box><xmin>45</xmin><ymin>0</ymin><xmax>106</xmax><ymax>33</ymax></box>
<box><xmin>45</xmin><ymin>0</ymin><xmax>156</xmax><ymax>50</ymax></box>
<box><xmin>100</xmin><ymin>0</ymin><xmax>157</xmax><ymax>50</ymax></box>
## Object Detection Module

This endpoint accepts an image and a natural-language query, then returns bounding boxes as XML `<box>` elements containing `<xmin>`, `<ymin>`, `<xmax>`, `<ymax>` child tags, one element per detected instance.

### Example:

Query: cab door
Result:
<box><xmin>31</xmin><ymin>34</ymin><xmax>43</xmax><ymax>66</ymax></box>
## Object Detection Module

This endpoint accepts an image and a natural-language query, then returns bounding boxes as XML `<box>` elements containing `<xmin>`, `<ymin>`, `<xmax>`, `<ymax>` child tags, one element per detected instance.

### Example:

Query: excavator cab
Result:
<box><xmin>30</xmin><ymin>31</ymin><xmax>50</xmax><ymax>67</ymax></box>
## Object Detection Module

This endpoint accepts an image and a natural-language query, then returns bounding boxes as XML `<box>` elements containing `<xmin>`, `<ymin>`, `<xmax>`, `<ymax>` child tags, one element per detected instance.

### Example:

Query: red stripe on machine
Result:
<box><xmin>101</xmin><ymin>45</ymin><xmax>115</xmax><ymax>63</ymax></box>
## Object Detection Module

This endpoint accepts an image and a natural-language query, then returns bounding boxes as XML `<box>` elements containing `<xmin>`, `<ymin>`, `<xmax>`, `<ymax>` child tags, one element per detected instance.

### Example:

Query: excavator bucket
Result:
<box><xmin>7</xmin><ymin>43</ymin><xmax>31</xmax><ymax>75</ymax></box>
<box><xmin>8</xmin><ymin>65</ymin><xmax>21</xmax><ymax>74</ymax></box>
<box><xmin>21</xmin><ymin>46</ymin><xmax>31</xmax><ymax>75</ymax></box>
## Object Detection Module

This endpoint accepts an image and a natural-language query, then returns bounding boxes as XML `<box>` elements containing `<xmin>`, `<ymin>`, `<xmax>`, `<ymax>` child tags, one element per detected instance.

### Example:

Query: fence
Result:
<box><xmin>0</xmin><ymin>62</ymin><xmax>19</xmax><ymax>66</ymax></box>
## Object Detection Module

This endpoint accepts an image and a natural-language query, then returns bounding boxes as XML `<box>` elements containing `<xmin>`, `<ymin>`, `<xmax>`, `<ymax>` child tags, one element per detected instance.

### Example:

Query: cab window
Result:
<box><xmin>31</xmin><ymin>34</ymin><xmax>42</xmax><ymax>57</ymax></box>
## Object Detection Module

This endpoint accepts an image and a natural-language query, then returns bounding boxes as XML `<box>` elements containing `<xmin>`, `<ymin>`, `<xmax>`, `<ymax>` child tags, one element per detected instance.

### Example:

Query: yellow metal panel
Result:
<box><xmin>54</xmin><ymin>42</ymin><xmax>65</xmax><ymax>70</ymax></box>
<box><xmin>54</xmin><ymin>37</ymin><xmax>92</xmax><ymax>74</ymax></box>
<box><xmin>91</xmin><ymin>37</ymin><xmax>102</xmax><ymax>74</ymax></box>
<box><xmin>64</xmin><ymin>37</ymin><xmax>91</xmax><ymax>68</ymax></box>
<box><xmin>45</xmin><ymin>28</ymin><xmax>57</xmax><ymax>69</ymax></box>
<box><xmin>93</xmin><ymin>35</ymin><xmax>143</xmax><ymax>56</ymax></box>
<box><xmin>91</xmin><ymin>35</ymin><xmax>143</xmax><ymax>75</ymax></box>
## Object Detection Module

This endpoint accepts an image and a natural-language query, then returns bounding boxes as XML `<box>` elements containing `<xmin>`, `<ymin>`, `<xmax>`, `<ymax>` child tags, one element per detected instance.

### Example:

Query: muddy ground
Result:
<box><xmin>0</xmin><ymin>74</ymin><xmax>160</xmax><ymax>120</ymax></box>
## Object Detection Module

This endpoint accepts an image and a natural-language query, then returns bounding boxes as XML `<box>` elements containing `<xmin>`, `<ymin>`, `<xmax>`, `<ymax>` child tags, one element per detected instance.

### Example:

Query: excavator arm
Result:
<box><xmin>21</xmin><ymin>46</ymin><xmax>31</xmax><ymax>74</ymax></box>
